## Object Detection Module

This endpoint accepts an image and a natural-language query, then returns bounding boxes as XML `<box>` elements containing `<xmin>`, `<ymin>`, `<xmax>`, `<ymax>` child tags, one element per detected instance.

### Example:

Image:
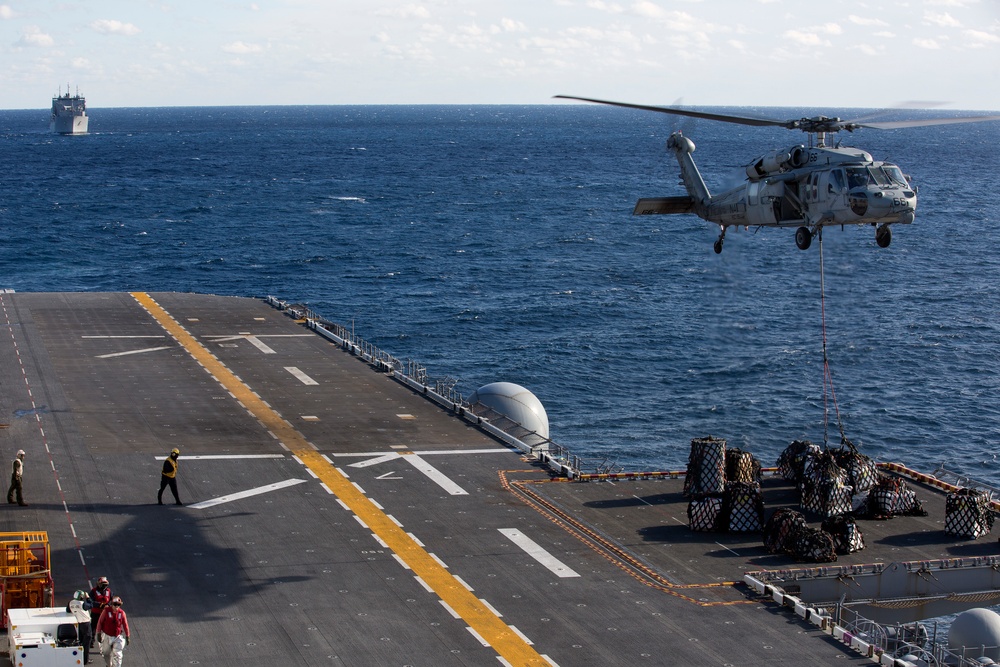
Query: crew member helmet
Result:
<box><xmin>97</xmin><ymin>576</ymin><xmax>109</xmax><ymax>585</ymax></box>
<box><xmin>73</xmin><ymin>590</ymin><xmax>86</xmax><ymax>601</ymax></box>
<box><xmin>110</xmin><ymin>596</ymin><xmax>123</xmax><ymax>606</ymax></box>
<box><xmin>170</xmin><ymin>448</ymin><xmax>180</xmax><ymax>457</ymax></box>
<box><xmin>16</xmin><ymin>450</ymin><xmax>24</xmax><ymax>458</ymax></box>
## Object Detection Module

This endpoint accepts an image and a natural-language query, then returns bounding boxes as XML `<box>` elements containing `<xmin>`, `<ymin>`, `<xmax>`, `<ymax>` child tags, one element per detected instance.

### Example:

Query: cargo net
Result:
<box><xmin>688</xmin><ymin>495</ymin><xmax>723</xmax><ymax>532</ymax></box>
<box><xmin>798</xmin><ymin>450</ymin><xmax>853</xmax><ymax>518</ymax></box>
<box><xmin>944</xmin><ymin>488</ymin><xmax>995</xmax><ymax>539</ymax></box>
<box><xmin>687</xmin><ymin>482</ymin><xmax>764</xmax><ymax>533</ymax></box>
<box><xmin>776</xmin><ymin>441</ymin><xmax>881</xmax><ymax>519</ymax></box>
<box><xmin>776</xmin><ymin>440</ymin><xmax>821</xmax><ymax>483</ymax></box>
<box><xmin>723</xmin><ymin>481</ymin><xmax>764</xmax><ymax>532</ymax></box>
<box><xmin>683</xmin><ymin>436</ymin><xmax>727</xmax><ymax>498</ymax></box>
<box><xmin>856</xmin><ymin>473</ymin><xmax>927</xmax><ymax>520</ymax></box>
<box><xmin>685</xmin><ymin>437</ymin><xmax>765</xmax><ymax>533</ymax></box>
<box><xmin>821</xmin><ymin>514</ymin><xmax>866</xmax><ymax>554</ymax></box>
<box><xmin>830</xmin><ymin>441</ymin><xmax>879</xmax><ymax>494</ymax></box>
<box><xmin>725</xmin><ymin>448</ymin><xmax>762</xmax><ymax>485</ymax></box>
<box><xmin>763</xmin><ymin>508</ymin><xmax>861</xmax><ymax>562</ymax></box>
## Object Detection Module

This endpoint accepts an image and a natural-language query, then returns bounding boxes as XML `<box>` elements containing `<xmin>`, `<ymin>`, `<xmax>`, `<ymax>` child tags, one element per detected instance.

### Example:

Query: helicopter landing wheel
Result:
<box><xmin>713</xmin><ymin>226</ymin><xmax>726</xmax><ymax>254</ymax></box>
<box><xmin>876</xmin><ymin>225</ymin><xmax>892</xmax><ymax>248</ymax></box>
<box><xmin>794</xmin><ymin>226</ymin><xmax>812</xmax><ymax>251</ymax></box>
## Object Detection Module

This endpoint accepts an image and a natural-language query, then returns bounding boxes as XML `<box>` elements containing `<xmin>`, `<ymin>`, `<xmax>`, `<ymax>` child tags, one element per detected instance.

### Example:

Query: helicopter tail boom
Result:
<box><xmin>633</xmin><ymin>196</ymin><xmax>695</xmax><ymax>215</ymax></box>
<box><xmin>666</xmin><ymin>133</ymin><xmax>711</xmax><ymax>214</ymax></box>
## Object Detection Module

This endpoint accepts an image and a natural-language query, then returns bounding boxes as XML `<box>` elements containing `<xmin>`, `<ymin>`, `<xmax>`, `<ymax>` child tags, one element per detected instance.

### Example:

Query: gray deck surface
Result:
<box><xmin>0</xmin><ymin>291</ymin><xmax>919</xmax><ymax>666</ymax></box>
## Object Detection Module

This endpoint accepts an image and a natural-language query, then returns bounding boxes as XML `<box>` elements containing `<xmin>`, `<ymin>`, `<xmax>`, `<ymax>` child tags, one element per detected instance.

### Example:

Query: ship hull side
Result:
<box><xmin>50</xmin><ymin>114</ymin><xmax>88</xmax><ymax>134</ymax></box>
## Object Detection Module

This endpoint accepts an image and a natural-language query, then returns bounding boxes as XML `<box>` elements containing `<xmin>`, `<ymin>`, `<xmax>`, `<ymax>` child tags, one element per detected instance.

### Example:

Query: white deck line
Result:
<box><xmin>188</xmin><ymin>478</ymin><xmax>308</xmax><ymax>509</ymax></box>
<box><xmin>498</xmin><ymin>529</ymin><xmax>580</xmax><ymax>578</ymax></box>
<box><xmin>401</xmin><ymin>453</ymin><xmax>468</xmax><ymax>496</ymax></box>
<box><xmin>285</xmin><ymin>366</ymin><xmax>318</xmax><ymax>385</ymax></box>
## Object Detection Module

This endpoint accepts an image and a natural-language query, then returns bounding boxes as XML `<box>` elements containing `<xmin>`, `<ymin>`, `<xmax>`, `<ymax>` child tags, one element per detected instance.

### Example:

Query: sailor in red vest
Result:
<box><xmin>89</xmin><ymin>576</ymin><xmax>112</xmax><ymax>648</ymax></box>
<box><xmin>96</xmin><ymin>596</ymin><xmax>130</xmax><ymax>666</ymax></box>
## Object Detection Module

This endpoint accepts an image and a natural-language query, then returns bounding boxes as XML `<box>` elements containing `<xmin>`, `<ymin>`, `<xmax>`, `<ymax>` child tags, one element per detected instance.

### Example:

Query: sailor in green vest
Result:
<box><xmin>157</xmin><ymin>448</ymin><xmax>182</xmax><ymax>505</ymax></box>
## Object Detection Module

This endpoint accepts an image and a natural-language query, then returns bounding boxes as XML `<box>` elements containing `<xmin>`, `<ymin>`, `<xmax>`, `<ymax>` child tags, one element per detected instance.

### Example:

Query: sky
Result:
<box><xmin>2</xmin><ymin>0</ymin><xmax>999</xmax><ymax>110</ymax></box>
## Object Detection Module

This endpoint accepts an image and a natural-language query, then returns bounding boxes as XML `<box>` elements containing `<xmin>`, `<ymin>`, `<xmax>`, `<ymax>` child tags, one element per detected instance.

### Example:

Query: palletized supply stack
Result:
<box><xmin>944</xmin><ymin>487</ymin><xmax>994</xmax><ymax>538</ymax></box>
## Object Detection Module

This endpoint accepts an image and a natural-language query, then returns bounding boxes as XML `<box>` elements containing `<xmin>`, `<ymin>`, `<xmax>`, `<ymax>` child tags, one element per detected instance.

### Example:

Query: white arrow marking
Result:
<box><xmin>188</xmin><ymin>479</ymin><xmax>308</xmax><ymax>509</ymax></box>
<box><xmin>375</xmin><ymin>471</ymin><xmax>402</xmax><ymax>480</ymax></box>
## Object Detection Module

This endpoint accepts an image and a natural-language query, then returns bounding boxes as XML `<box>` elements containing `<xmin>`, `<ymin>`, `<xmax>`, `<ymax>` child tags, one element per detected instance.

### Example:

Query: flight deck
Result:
<box><xmin>0</xmin><ymin>292</ymin><xmax>988</xmax><ymax>666</ymax></box>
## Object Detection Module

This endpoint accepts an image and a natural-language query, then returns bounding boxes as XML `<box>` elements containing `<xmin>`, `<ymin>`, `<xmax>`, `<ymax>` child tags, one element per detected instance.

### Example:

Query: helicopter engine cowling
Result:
<box><xmin>745</xmin><ymin>145</ymin><xmax>807</xmax><ymax>180</ymax></box>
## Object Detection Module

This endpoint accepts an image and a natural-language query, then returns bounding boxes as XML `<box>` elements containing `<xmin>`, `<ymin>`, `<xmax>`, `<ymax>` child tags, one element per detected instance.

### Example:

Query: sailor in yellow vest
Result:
<box><xmin>157</xmin><ymin>448</ymin><xmax>182</xmax><ymax>505</ymax></box>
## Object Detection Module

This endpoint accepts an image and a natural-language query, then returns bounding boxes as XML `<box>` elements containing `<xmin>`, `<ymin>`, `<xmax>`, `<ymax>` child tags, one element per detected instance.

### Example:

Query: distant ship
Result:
<box><xmin>50</xmin><ymin>85</ymin><xmax>88</xmax><ymax>134</ymax></box>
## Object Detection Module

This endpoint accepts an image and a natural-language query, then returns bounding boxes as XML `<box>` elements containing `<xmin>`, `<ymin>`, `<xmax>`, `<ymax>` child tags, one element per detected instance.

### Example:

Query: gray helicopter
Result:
<box><xmin>556</xmin><ymin>95</ymin><xmax>1000</xmax><ymax>253</ymax></box>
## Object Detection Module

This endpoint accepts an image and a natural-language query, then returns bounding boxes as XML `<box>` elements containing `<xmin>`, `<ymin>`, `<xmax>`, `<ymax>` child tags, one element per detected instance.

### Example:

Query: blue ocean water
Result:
<box><xmin>1</xmin><ymin>104</ymin><xmax>998</xmax><ymax>476</ymax></box>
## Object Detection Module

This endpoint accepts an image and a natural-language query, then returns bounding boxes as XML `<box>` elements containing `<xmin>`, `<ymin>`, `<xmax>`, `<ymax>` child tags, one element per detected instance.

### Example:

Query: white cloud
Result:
<box><xmin>0</xmin><ymin>4</ymin><xmax>15</xmax><ymax>19</ymax></box>
<box><xmin>853</xmin><ymin>43</ymin><xmax>882</xmax><ymax>56</ymax></box>
<box><xmin>71</xmin><ymin>57</ymin><xmax>91</xmax><ymax>69</ymax></box>
<box><xmin>375</xmin><ymin>5</ymin><xmax>430</xmax><ymax>20</ymax></box>
<box><xmin>873</xmin><ymin>30</ymin><xmax>897</xmax><ymax>38</ymax></box>
<box><xmin>784</xmin><ymin>30</ymin><xmax>829</xmax><ymax>47</ymax></box>
<box><xmin>913</xmin><ymin>37</ymin><xmax>943</xmax><ymax>48</ymax></box>
<box><xmin>631</xmin><ymin>1</ymin><xmax>664</xmax><ymax>18</ymax></box>
<box><xmin>586</xmin><ymin>0</ymin><xmax>625</xmax><ymax>12</ymax></box>
<box><xmin>499</xmin><ymin>18</ymin><xmax>528</xmax><ymax>33</ymax></box>
<box><xmin>923</xmin><ymin>11</ymin><xmax>961</xmax><ymax>28</ymax></box>
<box><xmin>91</xmin><ymin>19</ymin><xmax>141</xmax><ymax>36</ymax></box>
<box><xmin>222</xmin><ymin>41</ymin><xmax>263</xmax><ymax>54</ymax></box>
<box><xmin>963</xmin><ymin>29</ymin><xmax>999</xmax><ymax>45</ymax></box>
<box><xmin>17</xmin><ymin>26</ymin><xmax>54</xmax><ymax>47</ymax></box>
<box><xmin>848</xmin><ymin>15</ymin><xmax>889</xmax><ymax>27</ymax></box>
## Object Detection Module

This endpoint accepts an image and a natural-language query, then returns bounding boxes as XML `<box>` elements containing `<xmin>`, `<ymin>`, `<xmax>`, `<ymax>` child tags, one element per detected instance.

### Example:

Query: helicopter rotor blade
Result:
<box><xmin>553</xmin><ymin>95</ymin><xmax>790</xmax><ymax>129</ymax></box>
<box><xmin>849</xmin><ymin>115</ymin><xmax>1000</xmax><ymax>130</ymax></box>
<box><xmin>556</xmin><ymin>94</ymin><xmax>1000</xmax><ymax>134</ymax></box>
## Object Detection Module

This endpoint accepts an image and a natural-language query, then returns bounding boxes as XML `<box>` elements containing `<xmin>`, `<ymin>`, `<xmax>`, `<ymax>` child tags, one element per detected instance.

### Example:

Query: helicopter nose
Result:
<box><xmin>870</xmin><ymin>189</ymin><xmax>916</xmax><ymax>222</ymax></box>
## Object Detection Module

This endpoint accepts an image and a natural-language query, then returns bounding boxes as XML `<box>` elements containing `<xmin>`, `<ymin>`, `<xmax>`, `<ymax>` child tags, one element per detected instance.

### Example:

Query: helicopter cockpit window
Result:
<box><xmin>830</xmin><ymin>169</ymin><xmax>846</xmax><ymax>193</ymax></box>
<box><xmin>882</xmin><ymin>165</ymin><xmax>908</xmax><ymax>187</ymax></box>
<box><xmin>846</xmin><ymin>167</ymin><xmax>869</xmax><ymax>189</ymax></box>
<box><xmin>867</xmin><ymin>167</ymin><xmax>891</xmax><ymax>187</ymax></box>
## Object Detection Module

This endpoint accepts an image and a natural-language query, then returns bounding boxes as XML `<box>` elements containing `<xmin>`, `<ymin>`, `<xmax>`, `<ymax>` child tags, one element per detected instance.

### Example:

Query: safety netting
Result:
<box><xmin>944</xmin><ymin>488</ymin><xmax>995</xmax><ymax>539</ymax></box>
<box><xmin>857</xmin><ymin>473</ymin><xmax>927</xmax><ymax>520</ymax></box>
<box><xmin>821</xmin><ymin>514</ymin><xmax>866</xmax><ymax>554</ymax></box>
<box><xmin>683</xmin><ymin>436</ymin><xmax>727</xmax><ymax>498</ymax></box>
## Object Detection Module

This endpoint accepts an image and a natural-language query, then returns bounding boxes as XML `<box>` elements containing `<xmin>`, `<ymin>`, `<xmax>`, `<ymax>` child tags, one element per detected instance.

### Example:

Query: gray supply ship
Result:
<box><xmin>49</xmin><ymin>86</ymin><xmax>88</xmax><ymax>134</ymax></box>
<box><xmin>0</xmin><ymin>290</ymin><xmax>998</xmax><ymax>666</ymax></box>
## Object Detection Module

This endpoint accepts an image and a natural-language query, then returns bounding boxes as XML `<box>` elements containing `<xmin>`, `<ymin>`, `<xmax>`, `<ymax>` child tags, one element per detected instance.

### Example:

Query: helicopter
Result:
<box><xmin>555</xmin><ymin>95</ymin><xmax>1000</xmax><ymax>254</ymax></box>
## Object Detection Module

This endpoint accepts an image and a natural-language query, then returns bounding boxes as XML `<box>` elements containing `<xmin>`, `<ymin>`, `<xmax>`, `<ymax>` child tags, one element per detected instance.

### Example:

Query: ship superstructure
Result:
<box><xmin>50</xmin><ymin>85</ymin><xmax>88</xmax><ymax>134</ymax></box>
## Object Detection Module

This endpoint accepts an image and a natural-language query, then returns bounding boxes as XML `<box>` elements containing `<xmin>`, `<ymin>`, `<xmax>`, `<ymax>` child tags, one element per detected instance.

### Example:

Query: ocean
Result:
<box><xmin>1</xmin><ymin>104</ymin><xmax>998</xmax><ymax>477</ymax></box>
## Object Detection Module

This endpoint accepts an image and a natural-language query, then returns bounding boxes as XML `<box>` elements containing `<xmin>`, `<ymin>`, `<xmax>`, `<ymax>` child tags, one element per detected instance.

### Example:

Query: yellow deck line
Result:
<box><xmin>130</xmin><ymin>293</ymin><xmax>548</xmax><ymax>666</ymax></box>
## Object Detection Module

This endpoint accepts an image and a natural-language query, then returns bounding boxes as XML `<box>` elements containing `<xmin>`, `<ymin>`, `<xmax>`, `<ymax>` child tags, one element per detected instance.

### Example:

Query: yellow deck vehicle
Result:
<box><xmin>0</xmin><ymin>532</ymin><xmax>54</xmax><ymax>629</ymax></box>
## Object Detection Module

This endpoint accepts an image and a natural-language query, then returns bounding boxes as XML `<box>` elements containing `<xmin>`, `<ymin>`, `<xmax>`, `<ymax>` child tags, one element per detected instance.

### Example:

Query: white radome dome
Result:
<box><xmin>469</xmin><ymin>382</ymin><xmax>549</xmax><ymax>439</ymax></box>
<box><xmin>950</xmin><ymin>608</ymin><xmax>1000</xmax><ymax>662</ymax></box>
